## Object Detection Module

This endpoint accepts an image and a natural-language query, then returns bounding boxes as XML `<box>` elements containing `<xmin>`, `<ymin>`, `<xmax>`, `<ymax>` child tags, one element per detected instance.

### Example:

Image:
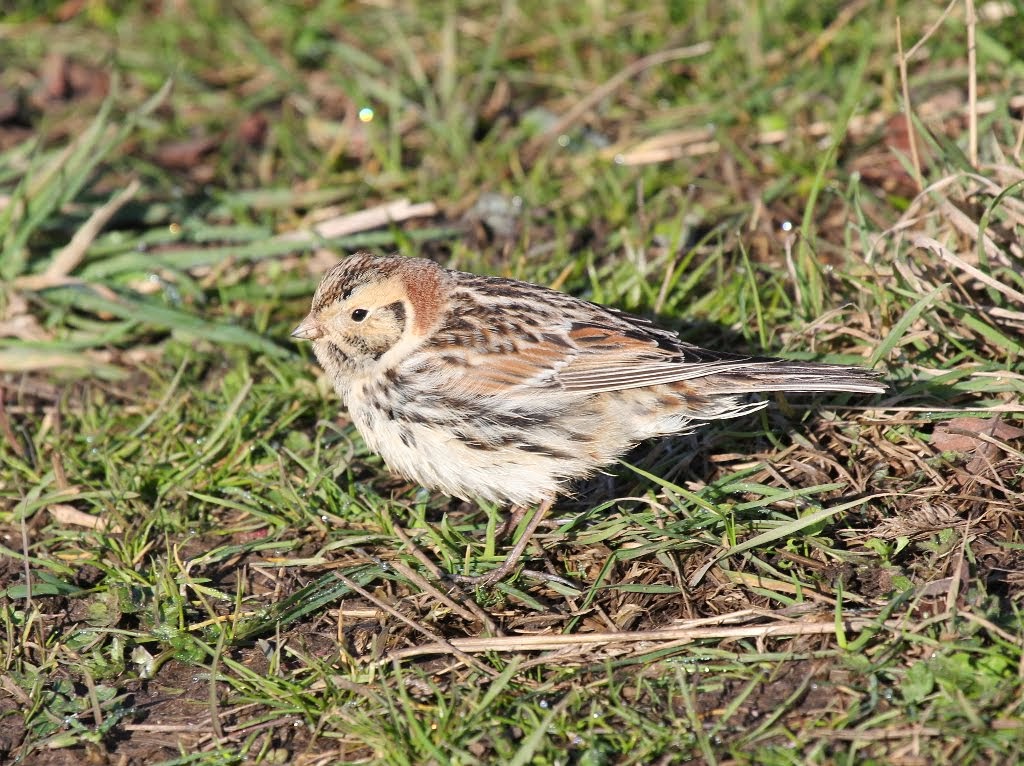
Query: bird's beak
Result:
<box><xmin>291</xmin><ymin>315</ymin><xmax>323</xmax><ymax>341</ymax></box>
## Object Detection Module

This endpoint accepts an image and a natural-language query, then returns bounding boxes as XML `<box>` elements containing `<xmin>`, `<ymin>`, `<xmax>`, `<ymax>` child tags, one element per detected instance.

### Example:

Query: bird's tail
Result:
<box><xmin>698</xmin><ymin>360</ymin><xmax>886</xmax><ymax>395</ymax></box>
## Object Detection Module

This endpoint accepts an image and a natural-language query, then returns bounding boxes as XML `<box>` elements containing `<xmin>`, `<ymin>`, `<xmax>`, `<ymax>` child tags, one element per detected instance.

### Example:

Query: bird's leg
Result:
<box><xmin>495</xmin><ymin>503</ymin><xmax>529</xmax><ymax>540</ymax></box>
<box><xmin>452</xmin><ymin>498</ymin><xmax>554</xmax><ymax>586</ymax></box>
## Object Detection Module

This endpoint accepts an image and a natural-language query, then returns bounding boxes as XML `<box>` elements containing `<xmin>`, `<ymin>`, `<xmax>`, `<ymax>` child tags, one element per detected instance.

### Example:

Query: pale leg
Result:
<box><xmin>452</xmin><ymin>498</ymin><xmax>554</xmax><ymax>586</ymax></box>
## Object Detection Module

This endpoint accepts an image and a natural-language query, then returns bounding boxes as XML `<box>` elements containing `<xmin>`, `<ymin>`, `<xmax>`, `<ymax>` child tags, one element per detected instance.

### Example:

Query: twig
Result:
<box><xmin>384</xmin><ymin>550</ymin><xmax>501</xmax><ymax>635</ymax></box>
<box><xmin>335</xmin><ymin>573</ymin><xmax>499</xmax><ymax>677</ymax></box>
<box><xmin>377</xmin><ymin>529</ymin><xmax>505</xmax><ymax>631</ymax></box>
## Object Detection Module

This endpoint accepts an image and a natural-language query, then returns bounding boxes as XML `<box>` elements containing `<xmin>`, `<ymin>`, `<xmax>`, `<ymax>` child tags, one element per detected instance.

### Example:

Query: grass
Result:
<box><xmin>2</xmin><ymin>0</ymin><xmax>1024</xmax><ymax>763</ymax></box>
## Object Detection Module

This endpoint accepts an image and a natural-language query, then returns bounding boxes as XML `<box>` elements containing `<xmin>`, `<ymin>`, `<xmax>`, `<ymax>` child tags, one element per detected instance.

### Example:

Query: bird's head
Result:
<box><xmin>292</xmin><ymin>253</ymin><xmax>445</xmax><ymax>392</ymax></box>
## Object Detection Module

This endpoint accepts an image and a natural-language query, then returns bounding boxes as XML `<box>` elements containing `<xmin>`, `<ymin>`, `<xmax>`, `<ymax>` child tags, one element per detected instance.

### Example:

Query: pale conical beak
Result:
<box><xmin>291</xmin><ymin>315</ymin><xmax>323</xmax><ymax>341</ymax></box>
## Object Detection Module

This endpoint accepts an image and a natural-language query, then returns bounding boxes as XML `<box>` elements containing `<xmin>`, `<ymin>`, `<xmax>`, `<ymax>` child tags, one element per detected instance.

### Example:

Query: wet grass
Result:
<box><xmin>2</xmin><ymin>1</ymin><xmax>1023</xmax><ymax>764</ymax></box>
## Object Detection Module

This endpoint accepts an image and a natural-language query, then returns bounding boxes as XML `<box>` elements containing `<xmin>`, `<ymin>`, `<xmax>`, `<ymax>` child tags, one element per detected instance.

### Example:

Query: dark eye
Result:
<box><xmin>351</xmin><ymin>309</ymin><xmax>368</xmax><ymax>322</ymax></box>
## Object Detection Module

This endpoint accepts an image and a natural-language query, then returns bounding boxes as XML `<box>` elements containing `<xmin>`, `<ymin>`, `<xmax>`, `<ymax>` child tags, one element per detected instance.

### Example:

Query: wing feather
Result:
<box><xmin>425</xmin><ymin>277</ymin><xmax>884</xmax><ymax>396</ymax></box>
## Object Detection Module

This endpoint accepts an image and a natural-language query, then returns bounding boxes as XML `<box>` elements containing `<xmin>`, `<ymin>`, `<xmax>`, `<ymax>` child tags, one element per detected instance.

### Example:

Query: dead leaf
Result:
<box><xmin>238</xmin><ymin>112</ymin><xmax>267</xmax><ymax>146</ymax></box>
<box><xmin>67</xmin><ymin>60</ymin><xmax>110</xmax><ymax>101</ymax></box>
<box><xmin>933</xmin><ymin>417</ymin><xmax>1024</xmax><ymax>453</ymax></box>
<box><xmin>155</xmin><ymin>135</ymin><xmax>220</xmax><ymax>169</ymax></box>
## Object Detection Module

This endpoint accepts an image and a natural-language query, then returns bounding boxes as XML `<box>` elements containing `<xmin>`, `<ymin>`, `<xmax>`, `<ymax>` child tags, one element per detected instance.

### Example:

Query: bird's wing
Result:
<box><xmin>424</xmin><ymin>295</ymin><xmax>767</xmax><ymax>396</ymax></box>
<box><xmin>547</xmin><ymin>321</ymin><xmax>768</xmax><ymax>394</ymax></box>
<box><xmin>417</xmin><ymin>275</ymin><xmax>883</xmax><ymax>397</ymax></box>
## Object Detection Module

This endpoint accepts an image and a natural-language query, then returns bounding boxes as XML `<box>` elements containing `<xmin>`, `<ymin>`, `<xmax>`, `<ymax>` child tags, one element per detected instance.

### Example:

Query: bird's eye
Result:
<box><xmin>351</xmin><ymin>309</ymin><xmax>369</xmax><ymax>322</ymax></box>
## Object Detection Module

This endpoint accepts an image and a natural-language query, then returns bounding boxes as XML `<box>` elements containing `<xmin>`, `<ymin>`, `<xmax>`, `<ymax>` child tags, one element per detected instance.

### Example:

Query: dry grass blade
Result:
<box><xmin>334</xmin><ymin>573</ymin><xmax>500</xmax><ymax>678</ymax></box>
<box><xmin>690</xmin><ymin>493</ymin><xmax>890</xmax><ymax>587</ymax></box>
<box><xmin>913</xmin><ymin>235</ymin><xmax>1024</xmax><ymax>305</ymax></box>
<box><xmin>13</xmin><ymin>178</ymin><xmax>141</xmax><ymax>291</ymax></box>
<box><xmin>279</xmin><ymin>198</ymin><xmax>439</xmax><ymax>243</ymax></box>
<box><xmin>386</xmin><ymin>616</ymin><xmax>901</xmax><ymax>661</ymax></box>
<box><xmin>523</xmin><ymin>43</ymin><xmax>713</xmax><ymax>161</ymax></box>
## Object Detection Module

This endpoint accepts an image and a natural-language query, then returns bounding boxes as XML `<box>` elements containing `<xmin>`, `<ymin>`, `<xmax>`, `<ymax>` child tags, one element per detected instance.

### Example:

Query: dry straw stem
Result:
<box><xmin>522</xmin><ymin>43</ymin><xmax>713</xmax><ymax>162</ymax></box>
<box><xmin>13</xmin><ymin>178</ymin><xmax>141</xmax><ymax>291</ymax></box>
<box><xmin>817</xmin><ymin>719</ymin><xmax>1024</xmax><ymax>741</ymax></box>
<box><xmin>913</xmin><ymin>235</ymin><xmax>1024</xmax><ymax>305</ymax></box>
<box><xmin>605</xmin><ymin>95</ymin><xmax>1024</xmax><ymax>167</ymax></box>
<box><xmin>383</xmin><ymin>524</ymin><xmax>502</xmax><ymax>633</ymax></box>
<box><xmin>278</xmin><ymin>198</ymin><xmax>438</xmax><ymax>243</ymax></box>
<box><xmin>815</xmin><ymin>727</ymin><xmax>943</xmax><ymax>741</ymax></box>
<box><xmin>377</xmin><ymin>551</ymin><xmax>500</xmax><ymax>634</ymax></box>
<box><xmin>335</xmin><ymin>573</ymin><xmax>501</xmax><ymax>678</ymax></box>
<box><xmin>897</xmin><ymin>0</ymin><xmax>963</xmax><ymax>189</ymax></box>
<box><xmin>896</xmin><ymin>16</ymin><xmax>921</xmax><ymax>191</ymax></box>
<box><xmin>120</xmin><ymin>700</ymin><xmax>302</xmax><ymax>752</ymax></box>
<box><xmin>870</xmin><ymin>168</ymin><xmax>1024</xmax><ymax>265</ymax></box>
<box><xmin>385</xmin><ymin>615</ymin><xmax>904</xmax><ymax>662</ymax></box>
<box><xmin>966</xmin><ymin>0</ymin><xmax>978</xmax><ymax>168</ymax></box>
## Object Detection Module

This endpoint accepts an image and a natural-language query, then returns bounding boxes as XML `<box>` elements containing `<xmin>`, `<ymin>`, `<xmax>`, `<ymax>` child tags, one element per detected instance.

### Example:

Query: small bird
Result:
<box><xmin>293</xmin><ymin>253</ymin><xmax>885</xmax><ymax>585</ymax></box>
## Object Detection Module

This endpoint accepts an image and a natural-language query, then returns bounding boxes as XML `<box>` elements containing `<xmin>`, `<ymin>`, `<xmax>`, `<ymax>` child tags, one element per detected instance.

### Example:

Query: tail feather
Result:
<box><xmin>702</xmin><ymin>361</ymin><xmax>887</xmax><ymax>396</ymax></box>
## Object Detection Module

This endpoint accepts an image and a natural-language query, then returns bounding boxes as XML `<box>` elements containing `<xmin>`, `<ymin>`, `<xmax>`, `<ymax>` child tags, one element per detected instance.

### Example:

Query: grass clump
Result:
<box><xmin>2</xmin><ymin>1</ymin><xmax>1023</xmax><ymax>763</ymax></box>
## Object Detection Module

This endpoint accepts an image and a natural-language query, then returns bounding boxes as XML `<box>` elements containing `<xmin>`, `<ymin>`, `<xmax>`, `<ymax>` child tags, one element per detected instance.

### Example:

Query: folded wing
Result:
<box><xmin>426</xmin><ymin>283</ymin><xmax>885</xmax><ymax>397</ymax></box>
